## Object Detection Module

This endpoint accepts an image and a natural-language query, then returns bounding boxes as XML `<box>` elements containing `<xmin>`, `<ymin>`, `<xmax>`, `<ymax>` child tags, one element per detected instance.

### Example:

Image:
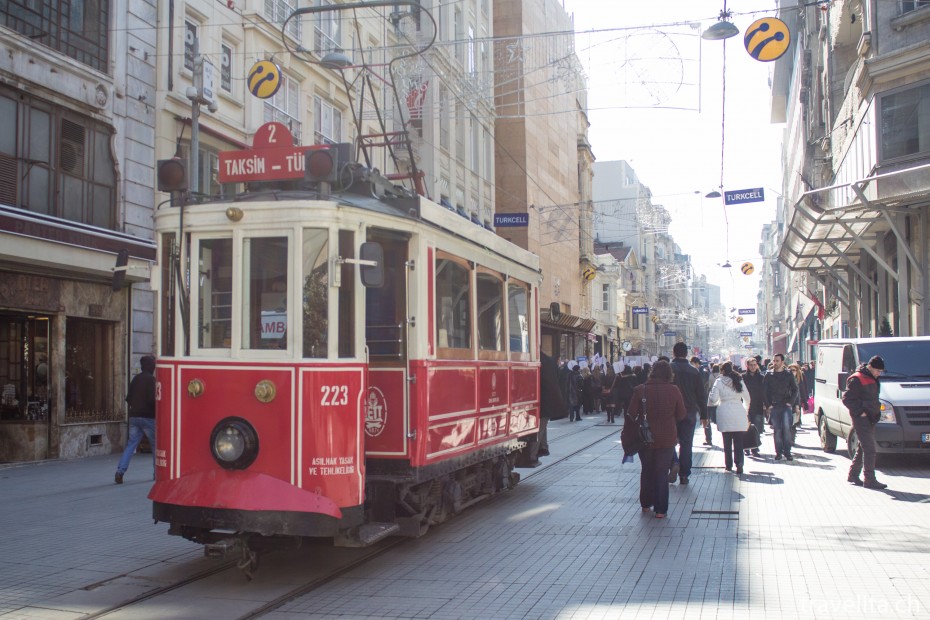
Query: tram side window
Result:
<box><xmin>160</xmin><ymin>233</ymin><xmax>177</xmax><ymax>356</ymax></box>
<box><xmin>243</xmin><ymin>237</ymin><xmax>289</xmax><ymax>350</ymax></box>
<box><xmin>476</xmin><ymin>272</ymin><xmax>503</xmax><ymax>353</ymax></box>
<box><xmin>436</xmin><ymin>257</ymin><xmax>471</xmax><ymax>353</ymax></box>
<box><xmin>508</xmin><ymin>281</ymin><xmax>530</xmax><ymax>354</ymax></box>
<box><xmin>198</xmin><ymin>239</ymin><xmax>233</xmax><ymax>349</ymax></box>
<box><xmin>303</xmin><ymin>229</ymin><xmax>329</xmax><ymax>358</ymax></box>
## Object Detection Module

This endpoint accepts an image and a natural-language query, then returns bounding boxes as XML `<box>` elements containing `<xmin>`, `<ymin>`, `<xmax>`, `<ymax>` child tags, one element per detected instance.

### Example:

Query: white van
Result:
<box><xmin>814</xmin><ymin>337</ymin><xmax>930</xmax><ymax>457</ymax></box>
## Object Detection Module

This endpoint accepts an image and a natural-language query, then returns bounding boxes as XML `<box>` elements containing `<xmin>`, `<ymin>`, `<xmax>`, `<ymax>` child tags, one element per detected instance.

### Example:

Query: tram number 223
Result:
<box><xmin>321</xmin><ymin>385</ymin><xmax>349</xmax><ymax>406</ymax></box>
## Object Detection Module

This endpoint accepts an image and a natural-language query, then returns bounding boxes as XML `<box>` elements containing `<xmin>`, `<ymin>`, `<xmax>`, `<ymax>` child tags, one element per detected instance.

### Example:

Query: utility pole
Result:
<box><xmin>186</xmin><ymin>38</ymin><xmax>218</xmax><ymax>197</ymax></box>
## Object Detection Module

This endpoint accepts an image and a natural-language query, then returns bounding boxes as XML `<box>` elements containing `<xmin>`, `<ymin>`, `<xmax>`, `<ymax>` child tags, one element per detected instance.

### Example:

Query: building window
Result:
<box><xmin>880</xmin><ymin>82</ymin><xmax>930</xmax><ymax>161</ymax></box>
<box><xmin>65</xmin><ymin>317</ymin><xmax>116</xmax><ymax>422</ymax></box>
<box><xmin>1</xmin><ymin>0</ymin><xmax>110</xmax><ymax>72</ymax></box>
<box><xmin>455</xmin><ymin>102</ymin><xmax>465</xmax><ymax>162</ymax></box>
<box><xmin>265</xmin><ymin>0</ymin><xmax>300</xmax><ymax>40</ymax></box>
<box><xmin>631</xmin><ymin>311</ymin><xmax>639</xmax><ymax>330</ymax></box>
<box><xmin>184</xmin><ymin>20</ymin><xmax>198</xmax><ymax>71</ymax></box>
<box><xmin>0</xmin><ymin>87</ymin><xmax>116</xmax><ymax>229</ymax></box>
<box><xmin>602</xmin><ymin>284</ymin><xmax>610</xmax><ymax>311</ymax></box>
<box><xmin>439</xmin><ymin>86</ymin><xmax>450</xmax><ymax>150</ymax></box>
<box><xmin>221</xmin><ymin>43</ymin><xmax>233</xmax><ymax>93</ymax></box>
<box><xmin>313</xmin><ymin>0</ymin><xmax>340</xmax><ymax>54</ymax></box>
<box><xmin>902</xmin><ymin>1</ymin><xmax>930</xmax><ymax>13</ymax></box>
<box><xmin>470</xmin><ymin>114</ymin><xmax>479</xmax><ymax>172</ymax></box>
<box><xmin>313</xmin><ymin>96</ymin><xmax>343</xmax><ymax>144</ymax></box>
<box><xmin>264</xmin><ymin>75</ymin><xmax>301</xmax><ymax>142</ymax></box>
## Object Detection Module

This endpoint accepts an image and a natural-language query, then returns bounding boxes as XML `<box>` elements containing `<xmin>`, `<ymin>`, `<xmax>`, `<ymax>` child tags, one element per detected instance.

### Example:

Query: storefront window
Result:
<box><xmin>1</xmin><ymin>315</ymin><xmax>50</xmax><ymax>421</ymax></box>
<box><xmin>65</xmin><ymin>318</ymin><xmax>115</xmax><ymax>422</ymax></box>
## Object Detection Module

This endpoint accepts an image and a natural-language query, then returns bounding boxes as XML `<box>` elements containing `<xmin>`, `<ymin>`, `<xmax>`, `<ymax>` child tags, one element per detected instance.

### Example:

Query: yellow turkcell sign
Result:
<box><xmin>736</xmin><ymin>316</ymin><xmax>744</xmax><ymax>324</ymax></box>
<box><xmin>744</xmin><ymin>17</ymin><xmax>791</xmax><ymax>62</ymax></box>
<box><xmin>247</xmin><ymin>60</ymin><xmax>283</xmax><ymax>99</ymax></box>
<box><xmin>582</xmin><ymin>266</ymin><xmax>597</xmax><ymax>281</ymax></box>
<box><xmin>741</xmin><ymin>262</ymin><xmax>755</xmax><ymax>275</ymax></box>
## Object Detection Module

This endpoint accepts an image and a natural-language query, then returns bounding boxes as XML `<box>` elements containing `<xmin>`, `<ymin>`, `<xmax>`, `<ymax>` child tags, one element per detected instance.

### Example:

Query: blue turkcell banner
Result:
<box><xmin>724</xmin><ymin>188</ymin><xmax>765</xmax><ymax>205</ymax></box>
<box><xmin>632</xmin><ymin>307</ymin><xmax>649</xmax><ymax>315</ymax></box>
<box><xmin>738</xmin><ymin>308</ymin><xmax>756</xmax><ymax>315</ymax></box>
<box><xmin>740</xmin><ymin>331</ymin><xmax>753</xmax><ymax>336</ymax></box>
<box><xmin>493</xmin><ymin>213</ymin><xmax>529</xmax><ymax>227</ymax></box>
<box><xmin>663</xmin><ymin>331</ymin><xmax>676</xmax><ymax>337</ymax></box>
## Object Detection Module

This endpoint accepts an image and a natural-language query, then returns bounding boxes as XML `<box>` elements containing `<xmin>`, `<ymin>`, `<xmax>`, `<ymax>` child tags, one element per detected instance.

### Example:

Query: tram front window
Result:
<box><xmin>198</xmin><ymin>238</ymin><xmax>233</xmax><ymax>349</ymax></box>
<box><xmin>243</xmin><ymin>237</ymin><xmax>289</xmax><ymax>350</ymax></box>
<box><xmin>302</xmin><ymin>229</ymin><xmax>329</xmax><ymax>358</ymax></box>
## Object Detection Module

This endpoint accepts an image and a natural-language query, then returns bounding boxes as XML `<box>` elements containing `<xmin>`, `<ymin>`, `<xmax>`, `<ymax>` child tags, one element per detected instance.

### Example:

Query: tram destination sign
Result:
<box><xmin>218</xmin><ymin>121</ymin><xmax>329</xmax><ymax>184</ymax></box>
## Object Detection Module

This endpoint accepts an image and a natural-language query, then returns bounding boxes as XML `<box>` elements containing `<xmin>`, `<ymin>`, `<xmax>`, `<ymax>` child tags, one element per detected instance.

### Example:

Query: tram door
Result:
<box><xmin>364</xmin><ymin>230</ymin><xmax>410</xmax><ymax>456</ymax></box>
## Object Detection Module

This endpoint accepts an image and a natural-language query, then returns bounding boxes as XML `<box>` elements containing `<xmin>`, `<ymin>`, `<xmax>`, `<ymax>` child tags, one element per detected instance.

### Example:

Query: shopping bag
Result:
<box><xmin>742</xmin><ymin>425</ymin><xmax>762</xmax><ymax>449</ymax></box>
<box><xmin>806</xmin><ymin>396</ymin><xmax>814</xmax><ymax>413</ymax></box>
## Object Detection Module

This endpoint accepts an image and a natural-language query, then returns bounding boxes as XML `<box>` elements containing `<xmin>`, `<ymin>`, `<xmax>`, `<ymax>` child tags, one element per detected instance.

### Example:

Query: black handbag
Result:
<box><xmin>621</xmin><ymin>390</ymin><xmax>656</xmax><ymax>455</ymax></box>
<box><xmin>742</xmin><ymin>424</ymin><xmax>762</xmax><ymax>449</ymax></box>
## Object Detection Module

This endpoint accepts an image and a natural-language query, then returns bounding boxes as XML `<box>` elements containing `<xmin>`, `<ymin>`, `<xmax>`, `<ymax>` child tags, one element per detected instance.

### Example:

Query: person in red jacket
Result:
<box><xmin>842</xmin><ymin>355</ymin><xmax>888</xmax><ymax>489</ymax></box>
<box><xmin>625</xmin><ymin>360</ymin><xmax>687</xmax><ymax>518</ymax></box>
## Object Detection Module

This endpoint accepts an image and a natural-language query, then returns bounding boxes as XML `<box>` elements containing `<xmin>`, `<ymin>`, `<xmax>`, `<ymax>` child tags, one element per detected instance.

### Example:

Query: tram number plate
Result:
<box><xmin>922</xmin><ymin>433</ymin><xmax>930</xmax><ymax>443</ymax></box>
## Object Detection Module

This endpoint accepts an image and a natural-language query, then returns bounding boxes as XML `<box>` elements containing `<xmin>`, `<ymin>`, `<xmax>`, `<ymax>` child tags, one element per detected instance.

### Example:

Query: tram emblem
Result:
<box><xmin>364</xmin><ymin>387</ymin><xmax>388</xmax><ymax>438</ymax></box>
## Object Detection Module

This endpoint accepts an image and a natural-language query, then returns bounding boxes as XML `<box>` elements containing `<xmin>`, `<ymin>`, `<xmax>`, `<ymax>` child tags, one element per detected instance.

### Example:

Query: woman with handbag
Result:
<box><xmin>624</xmin><ymin>360</ymin><xmax>686</xmax><ymax>519</ymax></box>
<box><xmin>707</xmin><ymin>362</ymin><xmax>750</xmax><ymax>474</ymax></box>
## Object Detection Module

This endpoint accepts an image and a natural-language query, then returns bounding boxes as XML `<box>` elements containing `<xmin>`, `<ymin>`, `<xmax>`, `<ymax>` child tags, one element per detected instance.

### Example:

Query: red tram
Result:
<box><xmin>147</xmin><ymin>144</ymin><xmax>541</xmax><ymax>568</ymax></box>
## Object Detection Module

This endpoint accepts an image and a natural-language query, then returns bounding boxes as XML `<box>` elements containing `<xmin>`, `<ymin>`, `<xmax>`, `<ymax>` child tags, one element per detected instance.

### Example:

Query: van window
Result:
<box><xmin>842</xmin><ymin>346</ymin><xmax>856</xmax><ymax>373</ymax></box>
<box><xmin>858</xmin><ymin>340</ymin><xmax>930</xmax><ymax>378</ymax></box>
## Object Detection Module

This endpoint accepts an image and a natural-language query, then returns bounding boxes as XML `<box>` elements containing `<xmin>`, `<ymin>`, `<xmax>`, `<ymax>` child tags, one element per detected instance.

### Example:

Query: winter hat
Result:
<box><xmin>868</xmin><ymin>355</ymin><xmax>885</xmax><ymax>370</ymax></box>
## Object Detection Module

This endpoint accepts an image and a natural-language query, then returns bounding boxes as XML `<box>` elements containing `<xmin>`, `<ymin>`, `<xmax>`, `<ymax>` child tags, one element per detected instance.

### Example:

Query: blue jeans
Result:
<box><xmin>676</xmin><ymin>414</ymin><xmax>698</xmax><ymax>479</ymax></box>
<box><xmin>769</xmin><ymin>404</ymin><xmax>793</xmax><ymax>457</ymax></box>
<box><xmin>117</xmin><ymin>417</ymin><xmax>156</xmax><ymax>475</ymax></box>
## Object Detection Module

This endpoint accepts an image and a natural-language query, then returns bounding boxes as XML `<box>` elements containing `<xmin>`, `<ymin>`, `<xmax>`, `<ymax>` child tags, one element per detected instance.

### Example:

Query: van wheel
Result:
<box><xmin>847</xmin><ymin>429</ymin><xmax>858</xmax><ymax>460</ymax></box>
<box><xmin>818</xmin><ymin>415</ymin><xmax>837</xmax><ymax>453</ymax></box>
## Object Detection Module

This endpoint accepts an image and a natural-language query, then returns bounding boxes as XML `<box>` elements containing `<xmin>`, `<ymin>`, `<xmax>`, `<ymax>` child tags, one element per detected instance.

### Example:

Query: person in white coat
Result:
<box><xmin>707</xmin><ymin>362</ymin><xmax>750</xmax><ymax>474</ymax></box>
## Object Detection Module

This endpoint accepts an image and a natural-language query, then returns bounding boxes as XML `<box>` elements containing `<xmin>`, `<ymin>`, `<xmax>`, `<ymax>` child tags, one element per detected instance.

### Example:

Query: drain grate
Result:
<box><xmin>691</xmin><ymin>509</ymin><xmax>739</xmax><ymax>520</ymax></box>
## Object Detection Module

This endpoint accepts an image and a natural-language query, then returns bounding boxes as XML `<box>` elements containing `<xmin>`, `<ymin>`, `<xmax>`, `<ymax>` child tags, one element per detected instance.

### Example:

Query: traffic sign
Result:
<box><xmin>744</xmin><ymin>17</ymin><xmax>791</xmax><ymax>62</ymax></box>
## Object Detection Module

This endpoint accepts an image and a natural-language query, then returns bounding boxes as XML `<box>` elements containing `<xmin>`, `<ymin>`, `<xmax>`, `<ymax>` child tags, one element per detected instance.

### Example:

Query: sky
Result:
<box><xmin>562</xmin><ymin>0</ymin><xmax>787</xmax><ymax>324</ymax></box>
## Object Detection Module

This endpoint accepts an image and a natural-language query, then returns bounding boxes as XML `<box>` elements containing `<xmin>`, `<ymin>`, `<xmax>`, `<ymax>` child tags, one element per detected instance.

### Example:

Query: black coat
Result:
<box><xmin>540</xmin><ymin>353</ymin><xmax>566</xmax><ymax>420</ymax></box>
<box><xmin>763</xmin><ymin>368</ymin><xmax>798</xmax><ymax>407</ymax></box>
<box><xmin>842</xmin><ymin>364</ymin><xmax>881</xmax><ymax>423</ymax></box>
<box><xmin>670</xmin><ymin>358</ymin><xmax>708</xmax><ymax>420</ymax></box>
<box><xmin>742</xmin><ymin>369</ymin><xmax>765</xmax><ymax>416</ymax></box>
<box><xmin>610</xmin><ymin>374</ymin><xmax>635</xmax><ymax>411</ymax></box>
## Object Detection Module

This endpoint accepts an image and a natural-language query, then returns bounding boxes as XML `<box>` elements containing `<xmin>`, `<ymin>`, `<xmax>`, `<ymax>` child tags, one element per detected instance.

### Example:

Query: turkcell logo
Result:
<box><xmin>724</xmin><ymin>188</ymin><xmax>765</xmax><ymax>205</ymax></box>
<box><xmin>493</xmin><ymin>213</ymin><xmax>529</xmax><ymax>227</ymax></box>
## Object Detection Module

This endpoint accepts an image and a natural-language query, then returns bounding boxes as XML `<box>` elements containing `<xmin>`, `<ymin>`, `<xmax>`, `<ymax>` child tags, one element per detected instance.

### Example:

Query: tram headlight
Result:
<box><xmin>210</xmin><ymin>417</ymin><xmax>259</xmax><ymax>469</ymax></box>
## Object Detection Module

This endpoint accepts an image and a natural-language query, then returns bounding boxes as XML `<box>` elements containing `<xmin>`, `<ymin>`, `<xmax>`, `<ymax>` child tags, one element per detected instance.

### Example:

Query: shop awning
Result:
<box><xmin>780</xmin><ymin>162</ymin><xmax>930</xmax><ymax>273</ymax></box>
<box><xmin>541</xmin><ymin>311</ymin><xmax>597</xmax><ymax>335</ymax></box>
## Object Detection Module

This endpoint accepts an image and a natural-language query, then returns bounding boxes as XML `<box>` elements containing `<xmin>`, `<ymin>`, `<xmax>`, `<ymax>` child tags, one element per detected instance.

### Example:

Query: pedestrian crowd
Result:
<box><xmin>526</xmin><ymin>342</ymin><xmax>888</xmax><ymax>518</ymax></box>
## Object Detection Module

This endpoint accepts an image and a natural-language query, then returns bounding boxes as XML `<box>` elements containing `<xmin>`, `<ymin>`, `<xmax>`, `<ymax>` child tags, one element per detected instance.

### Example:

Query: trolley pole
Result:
<box><xmin>186</xmin><ymin>38</ymin><xmax>218</xmax><ymax>198</ymax></box>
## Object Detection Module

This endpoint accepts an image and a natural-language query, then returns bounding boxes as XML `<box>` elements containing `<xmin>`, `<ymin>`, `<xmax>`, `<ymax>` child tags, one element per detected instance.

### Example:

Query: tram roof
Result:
<box><xmin>173</xmin><ymin>189</ymin><xmax>540</xmax><ymax>274</ymax></box>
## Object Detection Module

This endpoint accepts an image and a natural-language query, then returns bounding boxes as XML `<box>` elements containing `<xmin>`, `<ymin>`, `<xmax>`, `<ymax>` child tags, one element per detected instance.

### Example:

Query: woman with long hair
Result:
<box><xmin>707</xmin><ymin>361</ymin><xmax>750</xmax><ymax>474</ymax></box>
<box><xmin>789</xmin><ymin>363</ymin><xmax>808</xmax><ymax>441</ymax></box>
<box><xmin>625</xmin><ymin>360</ymin><xmax>686</xmax><ymax>519</ymax></box>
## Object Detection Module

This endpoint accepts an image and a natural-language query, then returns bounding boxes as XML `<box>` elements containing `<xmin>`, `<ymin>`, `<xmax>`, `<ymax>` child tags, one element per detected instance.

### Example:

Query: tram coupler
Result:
<box><xmin>203</xmin><ymin>537</ymin><xmax>242</xmax><ymax>559</ymax></box>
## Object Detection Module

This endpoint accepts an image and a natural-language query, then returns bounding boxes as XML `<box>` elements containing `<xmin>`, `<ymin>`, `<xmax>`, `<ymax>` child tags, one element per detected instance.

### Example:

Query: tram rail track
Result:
<box><xmin>77</xmin><ymin>426</ymin><xmax>618</xmax><ymax>620</ymax></box>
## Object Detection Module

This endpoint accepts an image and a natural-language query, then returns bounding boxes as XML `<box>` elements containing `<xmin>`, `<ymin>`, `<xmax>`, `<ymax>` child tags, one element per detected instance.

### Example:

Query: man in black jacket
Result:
<box><xmin>669</xmin><ymin>342</ymin><xmax>708</xmax><ymax>485</ymax></box>
<box><xmin>762</xmin><ymin>353</ymin><xmax>798</xmax><ymax>461</ymax></box>
<box><xmin>115</xmin><ymin>355</ymin><xmax>157</xmax><ymax>484</ymax></box>
<box><xmin>842</xmin><ymin>356</ymin><xmax>888</xmax><ymax>489</ymax></box>
<box><xmin>742</xmin><ymin>358</ymin><xmax>765</xmax><ymax>456</ymax></box>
